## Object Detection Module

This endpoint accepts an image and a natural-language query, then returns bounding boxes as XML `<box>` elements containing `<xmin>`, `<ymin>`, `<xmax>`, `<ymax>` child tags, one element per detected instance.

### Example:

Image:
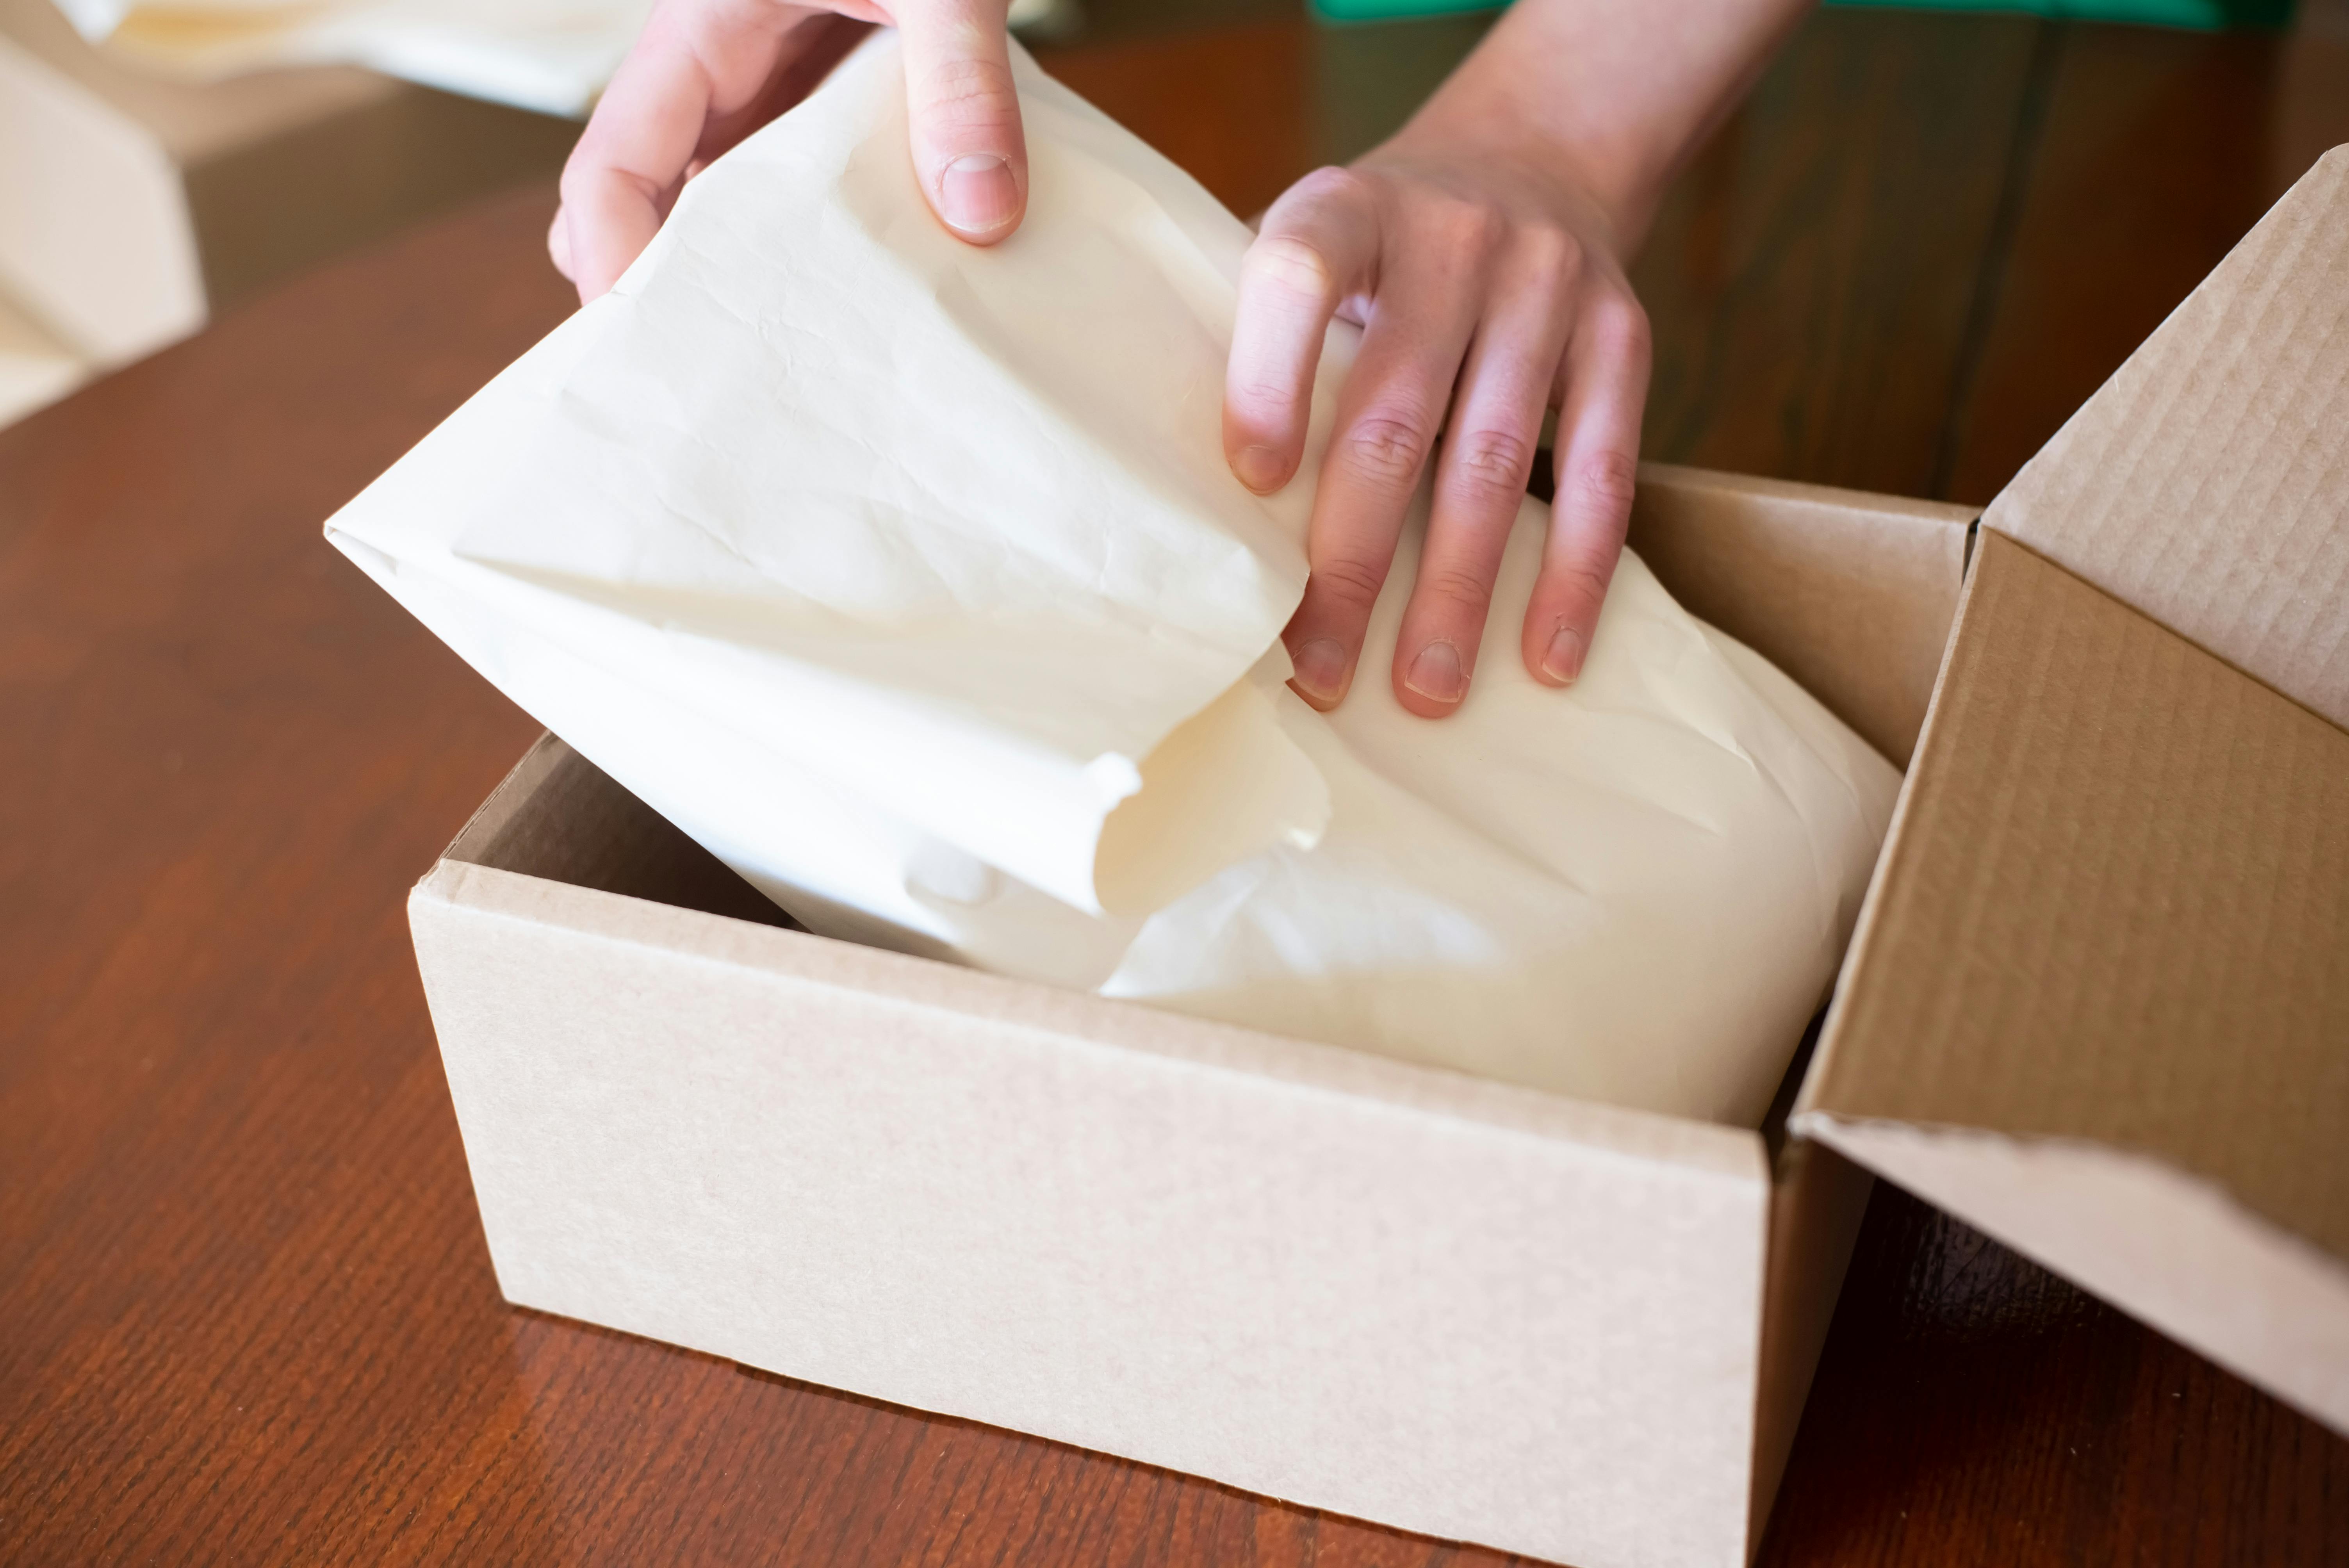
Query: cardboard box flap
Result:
<box><xmin>1793</xmin><ymin>529</ymin><xmax>2349</xmax><ymax>1433</ymax></box>
<box><xmin>1982</xmin><ymin>146</ymin><xmax>2349</xmax><ymax>733</ymax></box>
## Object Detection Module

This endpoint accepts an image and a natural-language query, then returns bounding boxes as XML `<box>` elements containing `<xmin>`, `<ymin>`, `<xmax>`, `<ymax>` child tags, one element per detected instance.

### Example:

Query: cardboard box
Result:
<box><xmin>0</xmin><ymin>0</ymin><xmax>574</xmax><ymax>370</ymax></box>
<box><xmin>0</xmin><ymin>279</ymin><xmax>85</xmax><ymax>426</ymax></box>
<box><xmin>400</xmin><ymin>150</ymin><xmax>2349</xmax><ymax>1568</ymax></box>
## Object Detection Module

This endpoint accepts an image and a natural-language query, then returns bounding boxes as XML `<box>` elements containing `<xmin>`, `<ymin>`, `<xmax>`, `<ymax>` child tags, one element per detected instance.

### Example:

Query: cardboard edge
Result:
<box><xmin>1637</xmin><ymin>461</ymin><xmax>1982</xmax><ymax>527</ymax></box>
<box><xmin>409</xmin><ymin>875</ymin><xmax>1777</xmax><ymax>1567</ymax></box>
<box><xmin>1747</xmin><ymin>1140</ymin><xmax>1873</xmax><ymax>1559</ymax></box>
<box><xmin>1627</xmin><ymin>461</ymin><xmax>1977</xmax><ymax>768</ymax></box>
<box><xmin>1976</xmin><ymin>148</ymin><xmax>2349</xmax><ymax>735</ymax></box>
<box><xmin>1790</xmin><ymin>527</ymin><xmax>1989</xmax><ymax>1128</ymax></box>
<box><xmin>410</xmin><ymin>855</ymin><xmax>1770</xmax><ymax>1190</ymax></box>
<box><xmin>1797</xmin><ymin>1112</ymin><xmax>2349</xmax><ymax>1438</ymax></box>
<box><xmin>439</xmin><ymin>731</ymin><xmax>571</xmax><ymax>864</ymax></box>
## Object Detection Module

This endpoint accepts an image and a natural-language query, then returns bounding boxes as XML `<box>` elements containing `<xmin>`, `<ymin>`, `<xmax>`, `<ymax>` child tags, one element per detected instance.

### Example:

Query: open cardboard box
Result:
<box><xmin>400</xmin><ymin>151</ymin><xmax>2349</xmax><ymax>1568</ymax></box>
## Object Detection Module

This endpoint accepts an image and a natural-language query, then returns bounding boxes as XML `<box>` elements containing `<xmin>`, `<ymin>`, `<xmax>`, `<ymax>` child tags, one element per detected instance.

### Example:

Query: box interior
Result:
<box><xmin>447</xmin><ymin>462</ymin><xmax>1982</xmax><ymax>1138</ymax></box>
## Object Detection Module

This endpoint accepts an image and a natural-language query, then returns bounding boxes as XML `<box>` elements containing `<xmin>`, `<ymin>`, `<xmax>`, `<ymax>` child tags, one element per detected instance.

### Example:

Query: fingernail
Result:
<box><xmin>1290</xmin><ymin>637</ymin><xmax>1348</xmax><ymax>705</ymax></box>
<box><xmin>1403</xmin><ymin>640</ymin><xmax>1466</xmax><ymax>704</ymax></box>
<box><xmin>1541</xmin><ymin>626</ymin><xmax>1586</xmax><ymax>684</ymax></box>
<box><xmin>940</xmin><ymin>154</ymin><xmax>1019</xmax><ymax>235</ymax></box>
<box><xmin>1233</xmin><ymin>444</ymin><xmax>1286</xmax><ymax>494</ymax></box>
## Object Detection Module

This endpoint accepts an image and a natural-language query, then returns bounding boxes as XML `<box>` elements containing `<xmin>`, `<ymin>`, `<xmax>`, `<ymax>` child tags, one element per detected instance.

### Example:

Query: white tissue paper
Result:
<box><xmin>326</xmin><ymin>30</ymin><xmax>1901</xmax><ymax>1127</ymax></box>
<box><xmin>47</xmin><ymin>0</ymin><xmax>653</xmax><ymax>116</ymax></box>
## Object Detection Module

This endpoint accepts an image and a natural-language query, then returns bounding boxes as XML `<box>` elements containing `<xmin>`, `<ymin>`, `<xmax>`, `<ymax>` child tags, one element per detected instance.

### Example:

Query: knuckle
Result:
<box><xmin>1550</xmin><ymin>560</ymin><xmax>1613</xmax><ymax>612</ymax></box>
<box><xmin>1418</xmin><ymin>565</ymin><xmax>1495</xmax><ymax>617</ymax></box>
<box><xmin>921</xmin><ymin>55</ymin><xmax>1020</xmax><ymax>131</ymax></box>
<box><xmin>1230</xmin><ymin>374</ymin><xmax>1297</xmax><ymax>413</ymax></box>
<box><xmin>561</xmin><ymin>157</ymin><xmax>659</xmax><ymax>214</ymax></box>
<box><xmin>1312</xmin><ymin>554</ymin><xmax>1389</xmax><ymax>615</ymax></box>
<box><xmin>1242</xmin><ymin>234</ymin><xmax>1338</xmax><ymax>307</ymax></box>
<box><xmin>1286</xmin><ymin>164</ymin><xmax>1373</xmax><ymax>212</ymax></box>
<box><xmin>1438</xmin><ymin>195</ymin><xmax>1500</xmax><ymax>249</ymax></box>
<box><xmin>1594</xmin><ymin>291</ymin><xmax>1652</xmax><ymax>361</ymax></box>
<box><xmin>1451</xmin><ymin>428</ymin><xmax>1535</xmax><ymax>497</ymax></box>
<box><xmin>1419</xmin><ymin>194</ymin><xmax>1500</xmax><ymax>267</ymax></box>
<box><xmin>1519</xmin><ymin>220</ymin><xmax>1579</xmax><ymax>276</ymax></box>
<box><xmin>1571</xmin><ymin>448</ymin><xmax>1640</xmax><ymax>522</ymax></box>
<box><xmin>1340</xmin><ymin>412</ymin><xmax>1435</xmax><ymax>488</ymax></box>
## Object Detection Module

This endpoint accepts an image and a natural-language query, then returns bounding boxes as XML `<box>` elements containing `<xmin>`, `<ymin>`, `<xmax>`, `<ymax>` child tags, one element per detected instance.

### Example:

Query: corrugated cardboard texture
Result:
<box><xmin>1629</xmin><ymin>463</ymin><xmax>1973</xmax><ymax>768</ymax></box>
<box><xmin>1984</xmin><ymin>146</ymin><xmax>2349</xmax><ymax>732</ymax></box>
<box><xmin>1803</xmin><ymin>1121</ymin><xmax>2349</xmax><ymax>1433</ymax></box>
<box><xmin>415</xmin><ymin>846</ymin><xmax>1773</xmax><ymax>1568</ymax></box>
<box><xmin>1802</xmin><ymin>528</ymin><xmax>2349</xmax><ymax>1260</ymax></box>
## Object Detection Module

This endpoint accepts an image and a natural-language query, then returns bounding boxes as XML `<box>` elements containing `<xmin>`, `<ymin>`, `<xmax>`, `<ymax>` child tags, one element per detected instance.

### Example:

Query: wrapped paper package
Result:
<box><xmin>325</xmin><ymin>32</ymin><xmax>1902</xmax><ymax>1128</ymax></box>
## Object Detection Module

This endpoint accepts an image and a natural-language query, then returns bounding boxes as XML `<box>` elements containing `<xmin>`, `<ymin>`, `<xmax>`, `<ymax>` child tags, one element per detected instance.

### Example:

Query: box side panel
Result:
<box><xmin>1806</xmin><ymin>1120</ymin><xmax>2349</xmax><ymax>1436</ymax></box>
<box><xmin>1629</xmin><ymin>463</ymin><xmax>1973</xmax><ymax>768</ymax></box>
<box><xmin>0</xmin><ymin>0</ymin><xmax>394</xmax><ymax>162</ymax></box>
<box><xmin>1983</xmin><ymin>146</ymin><xmax>2349</xmax><ymax>731</ymax></box>
<box><xmin>409</xmin><ymin>880</ymin><xmax>1772</xmax><ymax>1568</ymax></box>
<box><xmin>1797</xmin><ymin>531</ymin><xmax>2349</xmax><ymax>1413</ymax></box>
<box><xmin>0</xmin><ymin>29</ymin><xmax>202</xmax><ymax>363</ymax></box>
<box><xmin>441</xmin><ymin>733</ymin><xmax>791</xmax><ymax>931</ymax></box>
<box><xmin>1748</xmin><ymin>1141</ymin><xmax>1873</xmax><ymax>1556</ymax></box>
<box><xmin>442</xmin><ymin>731</ymin><xmax>571</xmax><ymax>866</ymax></box>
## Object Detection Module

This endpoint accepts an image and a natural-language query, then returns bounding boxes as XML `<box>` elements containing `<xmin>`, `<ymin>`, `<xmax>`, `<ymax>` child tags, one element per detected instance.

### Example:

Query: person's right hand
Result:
<box><xmin>550</xmin><ymin>0</ymin><xmax>1028</xmax><ymax>303</ymax></box>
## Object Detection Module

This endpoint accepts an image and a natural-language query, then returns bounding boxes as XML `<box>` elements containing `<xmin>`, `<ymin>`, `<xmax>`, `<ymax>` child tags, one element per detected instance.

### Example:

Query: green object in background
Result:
<box><xmin>1310</xmin><ymin>0</ymin><xmax>2294</xmax><ymax>29</ymax></box>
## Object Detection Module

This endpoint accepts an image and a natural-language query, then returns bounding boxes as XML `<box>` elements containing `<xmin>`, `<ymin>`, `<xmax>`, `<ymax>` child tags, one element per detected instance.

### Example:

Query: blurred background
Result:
<box><xmin>4</xmin><ymin>0</ymin><xmax>2345</xmax><ymax>484</ymax></box>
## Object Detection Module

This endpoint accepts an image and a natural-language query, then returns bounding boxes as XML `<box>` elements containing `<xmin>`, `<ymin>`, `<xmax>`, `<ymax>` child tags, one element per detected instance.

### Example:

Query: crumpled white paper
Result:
<box><xmin>48</xmin><ymin>0</ymin><xmax>652</xmax><ymax>116</ymax></box>
<box><xmin>327</xmin><ymin>30</ymin><xmax>1901</xmax><ymax>1126</ymax></box>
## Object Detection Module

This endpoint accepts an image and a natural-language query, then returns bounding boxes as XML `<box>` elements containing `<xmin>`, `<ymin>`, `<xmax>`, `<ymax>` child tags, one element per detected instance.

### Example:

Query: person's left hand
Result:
<box><xmin>1223</xmin><ymin>131</ymin><xmax>1652</xmax><ymax>719</ymax></box>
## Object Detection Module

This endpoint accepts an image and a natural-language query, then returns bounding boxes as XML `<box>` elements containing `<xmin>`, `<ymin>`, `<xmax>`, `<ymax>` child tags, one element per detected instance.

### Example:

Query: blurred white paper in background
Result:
<box><xmin>47</xmin><ymin>0</ymin><xmax>1073</xmax><ymax>116</ymax></box>
<box><xmin>49</xmin><ymin>0</ymin><xmax>651</xmax><ymax>115</ymax></box>
<box><xmin>2</xmin><ymin>0</ymin><xmax>586</xmax><ymax>430</ymax></box>
<box><xmin>327</xmin><ymin>32</ymin><xmax>1901</xmax><ymax>1127</ymax></box>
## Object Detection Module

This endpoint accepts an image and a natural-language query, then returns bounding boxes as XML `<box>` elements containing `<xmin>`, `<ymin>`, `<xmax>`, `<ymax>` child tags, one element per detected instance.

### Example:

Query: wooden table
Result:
<box><xmin>5</xmin><ymin>9</ymin><xmax>2346</xmax><ymax>1564</ymax></box>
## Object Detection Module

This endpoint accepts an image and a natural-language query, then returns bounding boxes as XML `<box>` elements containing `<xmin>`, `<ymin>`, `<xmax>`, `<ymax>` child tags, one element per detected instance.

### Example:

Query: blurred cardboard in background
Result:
<box><xmin>0</xmin><ymin>0</ymin><xmax>575</xmax><ymax>422</ymax></box>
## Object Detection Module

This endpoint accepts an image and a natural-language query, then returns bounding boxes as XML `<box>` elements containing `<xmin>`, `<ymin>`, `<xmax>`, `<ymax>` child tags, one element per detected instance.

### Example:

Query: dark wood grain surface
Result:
<box><xmin>5</xmin><ymin>9</ymin><xmax>2348</xmax><ymax>1564</ymax></box>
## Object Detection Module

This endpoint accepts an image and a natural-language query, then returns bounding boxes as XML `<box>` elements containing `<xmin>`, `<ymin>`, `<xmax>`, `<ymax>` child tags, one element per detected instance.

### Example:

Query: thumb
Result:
<box><xmin>897</xmin><ymin>1</ymin><xmax>1027</xmax><ymax>242</ymax></box>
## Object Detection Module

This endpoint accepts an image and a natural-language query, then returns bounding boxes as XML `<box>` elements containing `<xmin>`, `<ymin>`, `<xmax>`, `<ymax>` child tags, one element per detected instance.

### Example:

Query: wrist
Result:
<box><xmin>1378</xmin><ymin>0</ymin><xmax>1810</xmax><ymax>253</ymax></box>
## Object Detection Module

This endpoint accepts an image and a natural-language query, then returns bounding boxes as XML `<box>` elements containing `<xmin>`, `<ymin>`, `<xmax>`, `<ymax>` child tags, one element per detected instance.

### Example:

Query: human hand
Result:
<box><xmin>1225</xmin><ymin>137</ymin><xmax>1651</xmax><ymax>720</ymax></box>
<box><xmin>550</xmin><ymin>0</ymin><xmax>1028</xmax><ymax>302</ymax></box>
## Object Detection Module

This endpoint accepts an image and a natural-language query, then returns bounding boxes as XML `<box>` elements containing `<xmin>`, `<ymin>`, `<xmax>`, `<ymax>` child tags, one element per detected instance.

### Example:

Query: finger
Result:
<box><xmin>1390</xmin><ymin>229</ymin><xmax>1579</xmax><ymax>716</ymax></box>
<box><xmin>1223</xmin><ymin>168</ymin><xmax>1380</xmax><ymax>496</ymax></box>
<box><xmin>899</xmin><ymin>0</ymin><xmax>1028</xmax><ymax>241</ymax></box>
<box><xmin>1522</xmin><ymin>283</ymin><xmax>1651</xmax><ymax>686</ymax></box>
<box><xmin>1285</xmin><ymin>237</ymin><xmax>1486</xmax><ymax>711</ymax></box>
<box><xmin>557</xmin><ymin>0</ymin><xmax>806</xmax><ymax>301</ymax></box>
<box><xmin>692</xmin><ymin>13</ymin><xmax>873</xmax><ymax>165</ymax></box>
<box><xmin>549</xmin><ymin>204</ymin><xmax>575</xmax><ymax>282</ymax></box>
